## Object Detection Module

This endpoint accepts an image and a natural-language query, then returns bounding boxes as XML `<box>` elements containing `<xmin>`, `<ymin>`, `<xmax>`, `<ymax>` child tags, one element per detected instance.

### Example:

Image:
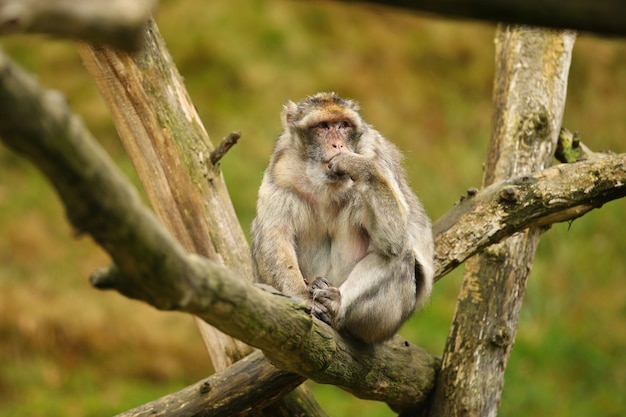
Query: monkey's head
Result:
<box><xmin>281</xmin><ymin>92</ymin><xmax>364</xmax><ymax>164</ymax></box>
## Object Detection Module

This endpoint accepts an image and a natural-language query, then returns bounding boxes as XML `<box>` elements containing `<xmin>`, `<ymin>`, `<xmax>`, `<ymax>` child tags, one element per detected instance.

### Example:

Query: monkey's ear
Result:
<box><xmin>281</xmin><ymin>100</ymin><xmax>299</xmax><ymax>126</ymax></box>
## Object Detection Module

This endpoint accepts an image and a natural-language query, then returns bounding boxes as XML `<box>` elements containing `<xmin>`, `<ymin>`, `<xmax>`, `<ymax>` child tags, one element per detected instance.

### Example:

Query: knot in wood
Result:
<box><xmin>466</xmin><ymin>187</ymin><xmax>479</xmax><ymax>197</ymax></box>
<box><xmin>490</xmin><ymin>326</ymin><xmax>511</xmax><ymax>348</ymax></box>
<box><xmin>499</xmin><ymin>186</ymin><xmax>518</xmax><ymax>203</ymax></box>
<box><xmin>198</xmin><ymin>381</ymin><xmax>212</xmax><ymax>394</ymax></box>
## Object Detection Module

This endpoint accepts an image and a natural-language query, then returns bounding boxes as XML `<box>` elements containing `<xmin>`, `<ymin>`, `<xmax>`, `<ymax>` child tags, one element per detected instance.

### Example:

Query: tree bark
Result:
<box><xmin>432</xmin><ymin>147</ymin><xmax>624</xmax><ymax>279</ymax></box>
<box><xmin>335</xmin><ymin>0</ymin><xmax>625</xmax><ymax>36</ymax></box>
<box><xmin>75</xmin><ymin>18</ymin><xmax>326</xmax><ymax>417</ymax></box>
<box><xmin>76</xmin><ymin>28</ymin><xmax>253</xmax><ymax>370</ymax></box>
<box><xmin>0</xmin><ymin>0</ymin><xmax>154</xmax><ymax>51</ymax></box>
<box><xmin>428</xmin><ymin>26</ymin><xmax>576</xmax><ymax>417</ymax></box>
<box><xmin>114</xmin><ymin>351</ymin><xmax>305</xmax><ymax>417</ymax></box>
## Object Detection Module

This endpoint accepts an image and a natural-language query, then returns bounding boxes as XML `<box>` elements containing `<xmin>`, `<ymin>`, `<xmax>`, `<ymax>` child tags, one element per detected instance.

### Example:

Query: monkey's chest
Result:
<box><xmin>296</xmin><ymin>219</ymin><xmax>370</xmax><ymax>286</ymax></box>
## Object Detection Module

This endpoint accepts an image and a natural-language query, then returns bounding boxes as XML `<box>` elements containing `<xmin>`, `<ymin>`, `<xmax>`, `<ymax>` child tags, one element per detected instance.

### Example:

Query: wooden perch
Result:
<box><xmin>0</xmin><ymin>47</ymin><xmax>436</xmax><ymax>412</ymax></box>
<box><xmin>1</xmin><ymin>47</ymin><xmax>625</xmax><ymax>413</ymax></box>
<box><xmin>112</xmin><ymin>152</ymin><xmax>626</xmax><ymax>416</ymax></box>
<box><xmin>114</xmin><ymin>351</ymin><xmax>305</xmax><ymax>417</ymax></box>
<box><xmin>0</xmin><ymin>0</ymin><xmax>155</xmax><ymax>51</ymax></box>
<box><xmin>335</xmin><ymin>0</ymin><xmax>626</xmax><ymax>37</ymax></box>
<box><xmin>433</xmin><ymin>151</ymin><xmax>626</xmax><ymax>279</ymax></box>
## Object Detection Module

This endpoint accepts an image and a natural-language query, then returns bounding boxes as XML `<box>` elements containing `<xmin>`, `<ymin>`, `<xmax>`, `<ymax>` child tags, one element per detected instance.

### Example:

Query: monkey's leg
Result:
<box><xmin>337</xmin><ymin>252</ymin><xmax>416</xmax><ymax>344</ymax></box>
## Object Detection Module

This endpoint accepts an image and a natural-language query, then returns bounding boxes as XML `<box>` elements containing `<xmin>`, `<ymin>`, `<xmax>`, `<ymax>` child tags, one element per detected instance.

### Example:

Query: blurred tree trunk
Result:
<box><xmin>427</xmin><ymin>25</ymin><xmax>576</xmax><ymax>416</ymax></box>
<box><xmin>76</xmin><ymin>18</ymin><xmax>326</xmax><ymax>417</ymax></box>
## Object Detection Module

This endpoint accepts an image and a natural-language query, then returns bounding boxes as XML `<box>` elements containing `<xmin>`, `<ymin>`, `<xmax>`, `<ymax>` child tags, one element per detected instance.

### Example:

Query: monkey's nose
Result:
<box><xmin>330</xmin><ymin>139</ymin><xmax>346</xmax><ymax>150</ymax></box>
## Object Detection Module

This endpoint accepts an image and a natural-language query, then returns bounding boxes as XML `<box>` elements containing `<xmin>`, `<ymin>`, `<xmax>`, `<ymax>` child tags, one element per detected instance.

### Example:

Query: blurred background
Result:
<box><xmin>0</xmin><ymin>0</ymin><xmax>624</xmax><ymax>416</ymax></box>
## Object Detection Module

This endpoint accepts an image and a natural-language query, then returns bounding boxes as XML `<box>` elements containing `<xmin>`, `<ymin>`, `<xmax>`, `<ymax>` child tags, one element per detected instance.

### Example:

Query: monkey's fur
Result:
<box><xmin>251</xmin><ymin>93</ymin><xmax>434</xmax><ymax>344</ymax></box>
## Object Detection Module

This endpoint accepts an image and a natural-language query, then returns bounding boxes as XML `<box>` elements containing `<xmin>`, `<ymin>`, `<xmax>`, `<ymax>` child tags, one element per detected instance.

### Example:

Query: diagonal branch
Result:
<box><xmin>1</xmin><ymin>46</ymin><xmax>625</xmax><ymax>413</ymax></box>
<box><xmin>433</xmin><ymin>151</ymin><xmax>626</xmax><ymax>279</ymax></box>
<box><xmin>114</xmin><ymin>350</ymin><xmax>305</xmax><ymax>417</ymax></box>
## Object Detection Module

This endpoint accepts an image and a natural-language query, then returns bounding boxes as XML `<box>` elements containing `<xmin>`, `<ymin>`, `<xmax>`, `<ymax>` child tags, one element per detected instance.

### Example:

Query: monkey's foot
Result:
<box><xmin>308</xmin><ymin>277</ymin><xmax>341</xmax><ymax>326</ymax></box>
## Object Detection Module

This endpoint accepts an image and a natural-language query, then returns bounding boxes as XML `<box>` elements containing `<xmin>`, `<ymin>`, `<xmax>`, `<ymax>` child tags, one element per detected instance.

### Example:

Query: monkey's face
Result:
<box><xmin>303</xmin><ymin>118</ymin><xmax>358</xmax><ymax>162</ymax></box>
<box><xmin>281</xmin><ymin>93</ymin><xmax>364</xmax><ymax>180</ymax></box>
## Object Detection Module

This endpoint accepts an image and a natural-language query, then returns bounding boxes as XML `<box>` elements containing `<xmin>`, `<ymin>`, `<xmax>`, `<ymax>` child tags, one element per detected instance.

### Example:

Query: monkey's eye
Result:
<box><xmin>318</xmin><ymin>121</ymin><xmax>330</xmax><ymax>129</ymax></box>
<box><xmin>340</xmin><ymin>120</ymin><xmax>351</xmax><ymax>128</ymax></box>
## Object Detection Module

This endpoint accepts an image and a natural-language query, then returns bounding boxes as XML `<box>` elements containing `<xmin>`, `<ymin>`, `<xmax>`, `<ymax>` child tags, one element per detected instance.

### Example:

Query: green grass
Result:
<box><xmin>1</xmin><ymin>1</ymin><xmax>625</xmax><ymax>416</ymax></box>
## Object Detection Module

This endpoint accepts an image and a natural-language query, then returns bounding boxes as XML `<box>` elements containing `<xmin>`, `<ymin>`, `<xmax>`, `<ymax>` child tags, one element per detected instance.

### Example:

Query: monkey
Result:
<box><xmin>251</xmin><ymin>92</ymin><xmax>434</xmax><ymax>344</ymax></box>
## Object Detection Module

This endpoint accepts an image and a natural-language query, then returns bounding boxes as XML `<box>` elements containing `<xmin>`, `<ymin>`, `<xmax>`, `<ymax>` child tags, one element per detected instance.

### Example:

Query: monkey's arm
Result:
<box><xmin>329</xmin><ymin>152</ymin><xmax>408</xmax><ymax>256</ymax></box>
<box><xmin>251</xmin><ymin>188</ymin><xmax>309</xmax><ymax>299</ymax></box>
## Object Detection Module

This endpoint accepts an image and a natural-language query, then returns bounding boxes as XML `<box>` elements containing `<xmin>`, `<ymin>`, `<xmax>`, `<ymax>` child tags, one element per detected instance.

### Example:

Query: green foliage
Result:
<box><xmin>1</xmin><ymin>0</ymin><xmax>625</xmax><ymax>416</ymax></box>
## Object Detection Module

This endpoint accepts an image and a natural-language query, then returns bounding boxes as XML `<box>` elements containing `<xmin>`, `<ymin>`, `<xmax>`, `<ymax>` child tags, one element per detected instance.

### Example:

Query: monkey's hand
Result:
<box><xmin>327</xmin><ymin>152</ymin><xmax>376</xmax><ymax>183</ymax></box>
<box><xmin>308</xmin><ymin>277</ymin><xmax>341</xmax><ymax>326</ymax></box>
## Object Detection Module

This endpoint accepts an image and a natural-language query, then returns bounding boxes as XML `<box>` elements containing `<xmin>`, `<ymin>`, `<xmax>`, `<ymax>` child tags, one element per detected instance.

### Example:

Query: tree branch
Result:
<box><xmin>336</xmin><ymin>0</ymin><xmax>626</xmax><ymax>36</ymax></box>
<box><xmin>429</xmin><ymin>26</ymin><xmax>575</xmax><ymax>417</ymax></box>
<box><xmin>114</xmin><ymin>350</ymin><xmax>305</xmax><ymax>417</ymax></box>
<box><xmin>210</xmin><ymin>130</ymin><xmax>242</xmax><ymax>166</ymax></box>
<box><xmin>0</xmin><ymin>0</ymin><xmax>154</xmax><ymax>51</ymax></box>
<box><xmin>0</xmin><ymin>38</ymin><xmax>430</xmax><ymax>410</ymax></box>
<box><xmin>0</xmin><ymin>45</ymin><xmax>435</xmax><ymax>412</ymax></box>
<box><xmin>433</xmin><ymin>152</ymin><xmax>626</xmax><ymax>279</ymax></box>
<box><xmin>76</xmin><ymin>18</ymin><xmax>326</xmax><ymax>415</ymax></box>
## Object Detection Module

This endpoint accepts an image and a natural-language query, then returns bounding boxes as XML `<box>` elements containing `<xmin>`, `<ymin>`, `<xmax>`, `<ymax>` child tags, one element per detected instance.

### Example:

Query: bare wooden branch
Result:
<box><xmin>75</xmin><ymin>37</ymin><xmax>255</xmax><ymax>373</ymax></box>
<box><xmin>114</xmin><ymin>351</ymin><xmax>305</xmax><ymax>417</ymax></box>
<box><xmin>334</xmin><ymin>0</ymin><xmax>626</xmax><ymax>36</ymax></box>
<box><xmin>210</xmin><ymin>130</ymin><xmax>242</xmax><ymax>165</ymax></box>
<box><xmin>432</xmin><ymin>153</ymin><xmax>626</xmax><ymax>279</ymax></box>
<box><xmin>90</xmin><ymin>261</ymin><xmax>437</xmax><ymax>412</ymax></box>
<box><xmin>0</xmin><ymin>45</ymin><xmax>436</xmax><ymax>411</ymax></box>
<box><xmin>0</xmin><ymin>0</ymin><xmax>155</xmax><ymax>51</ymax></box>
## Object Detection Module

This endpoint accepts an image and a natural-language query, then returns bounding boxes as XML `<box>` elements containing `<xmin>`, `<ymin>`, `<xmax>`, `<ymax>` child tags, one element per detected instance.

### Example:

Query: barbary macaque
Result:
<box><xmin>251</xmin><ymin>92</ymin><xmax>434</xmax><ymax>344</ymax></box>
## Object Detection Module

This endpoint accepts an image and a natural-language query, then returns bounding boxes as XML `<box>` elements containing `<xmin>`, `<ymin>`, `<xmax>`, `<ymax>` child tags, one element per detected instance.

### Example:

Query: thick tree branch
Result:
<box><xmin>433</xmin><ymin>152</ymin><xmax>626</xmax><ymax>279</ymax></box>
<box><xmin>429</xmin><ymin>26</ymin><xmax>575</xmax><ymax>417</ymax></box>
<box><xmin>337</xmin><ymin>0</ymin><xmax>626</xmax><ymax>36</ymax></box>
<box><xmin>75</xmin><ymin>19</ymin><xmax>325</xmax><ymax>415</ymax></box>
<box><xmin>0</xmin><ymin>0</ymin><xmax>154</xmax><ymax>51</ymax></box>
<box><xmin>114</xmin><ymin>351</ymin><xmax>305</xmax><ymax>417</ymax></box>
